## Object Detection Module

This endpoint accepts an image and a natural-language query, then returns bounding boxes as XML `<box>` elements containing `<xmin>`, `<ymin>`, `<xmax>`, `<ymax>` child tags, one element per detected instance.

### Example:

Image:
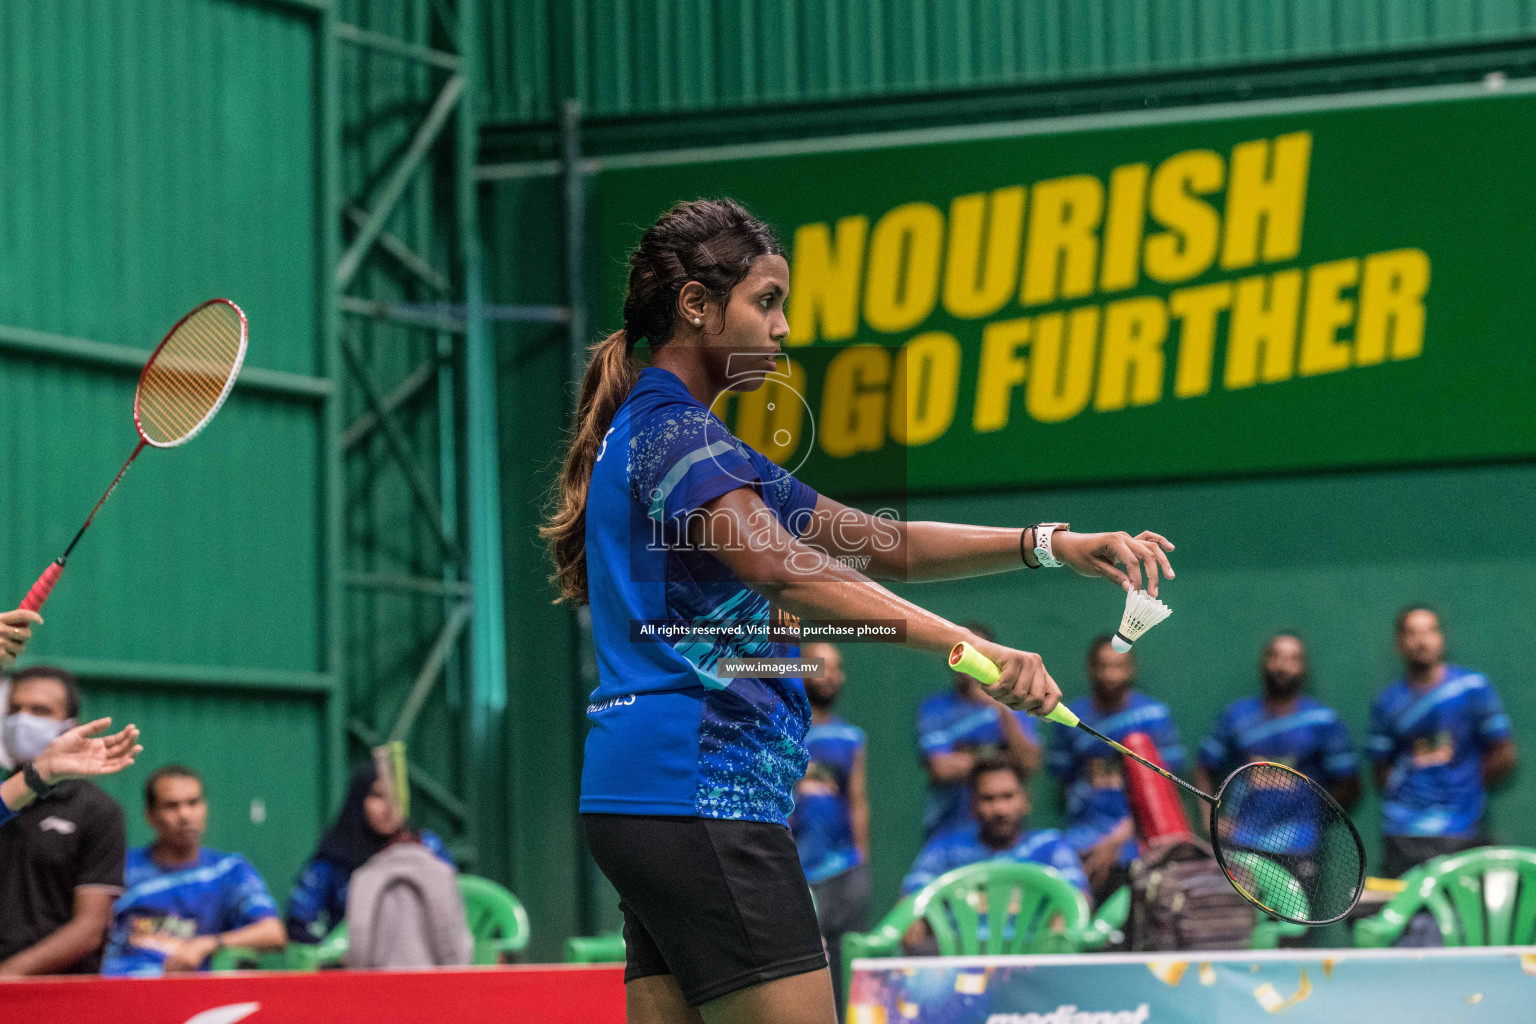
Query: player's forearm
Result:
<box><xmin>1483</xmin><ymin>742</ymin><xmax>1517</xmax><ymax>786</ymax></box>
<box><xmin>997</xmin><ymin>712</ymin><xmax>1041</xmax><ymax>776</ymax></box>
<box><xmin>0</xmin><ymin>773</ymin><xmax>37</xmax><ymax>815</ymax></box>
<box><xmin>221</xmin><ymin>916</ymin><xmax>287</xmax><ymax>951</ymax></box>
<box><xmin>759</xmin><ymin>569</ymin><xmax>973</xmax><ymax>656</ymax></box>
<box><xmin>872</xmin><ymin>522</ymin><xmax>1026</xmax><ymax>582</ymax></box>
<box><xmin>851</xmin><ymin>802</ymin><xmax>871</xmax><ymax>857</ymax></box>
<box><xmin>0</xmin><ymin>918</ymin><xmax>105</xmax><ymax>976</ymax></box>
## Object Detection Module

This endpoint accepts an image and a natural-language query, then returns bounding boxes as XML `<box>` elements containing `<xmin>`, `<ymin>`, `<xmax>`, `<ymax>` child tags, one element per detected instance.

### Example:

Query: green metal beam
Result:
<box><xmin>341</xmin><ymin>355</ymin><xmax>440</xmax><ymax>451</ymax></box>
<box><xmin>388</xmin><ymin>601</ymin><xmax>474</xmax><ymax>743</ymax></box>
<box><xmin>335</xmin><ymin>74</ymin><xmax>465</xmax><ymax>290</ymax></box>
<box><xmin>29</xmin><ymin>656</ymin><xmax>332</xmax><ymax>693</ymax></box>
<box><xmin>335</xmin><ymin>20</ymin><xmax>460</xmax><ymax>71</ymax></box>
<box><xmin>0</xmin><ymin>322</ymin><xmax>332</xmax><ymax>400</ymax></box>
<box><xmin>344</xmin><ymin>205</ymin><xmax>450</xmax><ymax>294</ymax></box>
<box><xmin>340</xmin><ymin>334</ymin><xmax>462</xmax><ymax>561</ymax></box>
<box><xmin>346</xmin><ymin>572</ymin><xmax>473</xmax><ymax>598</ymax></box>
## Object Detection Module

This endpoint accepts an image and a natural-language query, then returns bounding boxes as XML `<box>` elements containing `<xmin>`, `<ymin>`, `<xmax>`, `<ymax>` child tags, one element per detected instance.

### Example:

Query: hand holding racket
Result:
<box><xmin>951</xmin><ymin>641</ymin><xmax>1366</xmax><ymax>925</ymax></box>
<box><xmin>0</xmin><ymin>608</ymin><xmax>44</xmax><ymax>667</ymax></box>
<box><xmin>18</xmin><ymin>299</ymin><xmax>248</xmax><ymax>613</ymax></box>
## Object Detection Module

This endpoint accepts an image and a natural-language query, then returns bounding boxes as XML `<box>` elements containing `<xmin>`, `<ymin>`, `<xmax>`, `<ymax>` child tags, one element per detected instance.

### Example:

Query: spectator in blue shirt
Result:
<box><xmin>917</xmin><ymin>622</ymin><xmax>1041</xmax><ymax>841</ymax></box>
<box><xmin>901</xmin><ymin>758</ymin><xmax>1087</xmax><ymax>952</ymax></box>
<box><xmin>285</xmin><ymin>762</ymin><xmax>453</xmax><ymax>944</ymax></box>
<box><xmin>101</xmin><ymin>765</ymin><xmax>284</xmax><ymax>976</ymax></box>
<box><xmin>1047</xmin><ymin>635</ymin><xmax>1183</xmax><ymax>904</ymax></box>
<box><xmin>788</xmin><ymin>642</ymin><xmax>868</xmax><ymax>1018</ymax></box>
<box><xmin>1370</xmin><ymin>606</ymin><xmax>1517</xmax><ymax>878</ymax></box>
<box><xmin>1195</xmin><ymin>634</ymin><xmax>1361</xmax><ymax>811</ymax></box>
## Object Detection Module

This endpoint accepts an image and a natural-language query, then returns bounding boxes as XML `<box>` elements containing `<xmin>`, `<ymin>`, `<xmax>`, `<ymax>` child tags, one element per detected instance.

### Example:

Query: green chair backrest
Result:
<box><xmin>565</xmin><ymin>931</ymin><xmax>626</xmax><ymax>963</ymax></box>
<box><xmin>1358</xmin><ymin>847</ymin><xmax>1536</xmax><ymax>947</ymax></box>
<box><xmin>458</xmin><ymin>873</ymin><xmax>531</xmax><ymax>963</ymax></box>
<box><xmin>911</xmin><ymin>861</ymin><xmax>1091</xmax><ymax>956</ymax></box>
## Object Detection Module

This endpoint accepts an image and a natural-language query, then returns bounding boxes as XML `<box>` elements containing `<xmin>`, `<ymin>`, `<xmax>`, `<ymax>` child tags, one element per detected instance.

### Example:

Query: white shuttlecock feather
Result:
<box><xmin>1111</xmin><ymin>588</ymin><xmax>1171</xmax><ymax>652</ymax></box>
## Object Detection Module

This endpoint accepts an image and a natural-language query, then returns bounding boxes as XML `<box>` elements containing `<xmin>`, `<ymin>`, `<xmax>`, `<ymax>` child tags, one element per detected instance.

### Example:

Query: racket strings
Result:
<box><xmin>138</xmin><ymin>302</ymin><xmax>245</xmax><ymax>445</ymax></box>
<box><xmin>1214</xmin><ymin>763</ymin><xmax>1364</xmax><ymax>924</ymax></box>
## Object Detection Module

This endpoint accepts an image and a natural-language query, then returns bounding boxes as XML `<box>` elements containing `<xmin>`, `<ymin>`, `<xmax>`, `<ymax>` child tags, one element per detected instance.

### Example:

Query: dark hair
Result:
<box><xmin>969</xmin><ymin>756</ymin><xmax>1025</xmax><ymax>792</ymax></box>
<box><xmin>1395</xmin><ymin>604</ymin><xmax>1439</xmax><ymax>635</ymax></box>
<box><xmin>540</xmin><ymin>198</ymin><xmax>784</xmax><ymax>604</ymax></box>
<box><xmin>9</xmin><ymin>665</ymin><xmax>80</xmax><ymax>719</ymax></box>
<box><xmin>145</xmin><ymin>764</ymin><xmax>202</xmax><ymax>809</ymax></box>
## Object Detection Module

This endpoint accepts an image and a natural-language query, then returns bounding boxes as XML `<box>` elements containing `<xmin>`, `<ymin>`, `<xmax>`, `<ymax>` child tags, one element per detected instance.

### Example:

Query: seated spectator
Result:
<box><xmin>344</xmin><ymin>755</ymin><xmax>470</xmax><ymax>969</ymax></box>
<box><xmin>901</xmin><ymin>759</ymin><xmax>1087</xmax><ymax>952</ymax></box>
<box><xmin>0</xmin><ymin>667</ymin><xmax>126</xmax><ymax>975</ymax></box>
<box><xmin>788</xmin><ymin>642</ymin><xmax>868</xmax><ymax>1017</ymax></box>
<box><xmin>1195</xmin><ymin>634</ymin><xmax>1361</xmax><ymax>810</ymax></box>
<box><xmin>1047</xmin><ymin>636</ymin><xmax>1183</xmax><ymax>905</ymax></box>
<box><xmin>286</xmin><ymin>762</ymin><xmax>453</xmax><ymax>945</ymax></box>
<box><xmin>917</xmin><ymin>622</ymin><xmax>1041</xmax><ymax>841</ymax></box>
<box><xmin>1370</xmin><ymin>606</ymin><xmax>1516</xmax><ymax>878</ymax></box>
<box><xmin>903</xmin><ymin>757</ymin><xmax>1089</xmax><ymax>897</ymax></box>
<box><xmin>101</xmin><ymin>765</ymin><xmax>284</xmax><ymax>976</ymax></box>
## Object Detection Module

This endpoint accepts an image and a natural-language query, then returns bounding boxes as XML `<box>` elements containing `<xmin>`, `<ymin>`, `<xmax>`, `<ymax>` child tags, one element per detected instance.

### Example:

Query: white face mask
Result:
<box><xmin>4</xmin><ymin>713</ymin><xmax>72</xmax><ymax>763</ymax></box>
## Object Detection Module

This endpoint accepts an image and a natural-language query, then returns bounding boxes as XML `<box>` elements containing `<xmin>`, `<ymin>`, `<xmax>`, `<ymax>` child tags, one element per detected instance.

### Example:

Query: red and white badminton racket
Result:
<box><xmin>18</xmin><ymin>299</ymin><xmax>249</xmax><ymax>612</ymax></box>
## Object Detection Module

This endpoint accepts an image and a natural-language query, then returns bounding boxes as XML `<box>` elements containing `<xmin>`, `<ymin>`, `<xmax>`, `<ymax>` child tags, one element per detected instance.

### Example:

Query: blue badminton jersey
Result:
<box><xmin>101</xmin><ymin>848</ymin><xmax>277</xmax><ymax>976</ymax></box>
<box><xmin>581</xmin><ymin>366</ymin><xmax>820</xmax><ymax>825</ymax></box>
<box><xmin>1047</xmin><ymin>692</ymin><xmax>1184</xmax><ymax>864</ymax></box>
<box><xmin>917</xmin><ymin>691</ymin><xmax>1040</xmax><ymax>840</ymax></box>
<box><xmin>1369</xmin><ymin>666</ymin><xmax>1511</xmax><ymax>838</ymax></box>
<box><xmin>789</xmin><ymin>716</ymin><xmax>866</xmax><ymax>882</ymax></box>
<box><xmin>1199</xmin><ymin>695</ymin><xmax>1359</xmax><ymax>785</ymax></box>
<box><xmin>901</xmin><ymin>822</ymin><xmax>1089</xmax><ymax>896</ymax></box>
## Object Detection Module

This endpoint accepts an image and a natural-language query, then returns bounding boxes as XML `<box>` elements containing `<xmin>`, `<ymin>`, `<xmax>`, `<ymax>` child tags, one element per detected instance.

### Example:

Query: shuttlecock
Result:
<box><xmin>1112</xmin><ymin>587</ymin><xmax>1171</xmax><ymax>652</ymax></box>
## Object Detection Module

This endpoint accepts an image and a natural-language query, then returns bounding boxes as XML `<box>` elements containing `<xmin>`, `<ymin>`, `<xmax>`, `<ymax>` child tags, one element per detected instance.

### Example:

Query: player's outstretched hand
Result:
<box><xmin>966</xmin><ymin>636</ymin><xmax>1061</xmax><ymax>719</ymax></box>
<box><xmin>1053</xmin><ymin>530</ymin><xmax>1175</xmax><ymax>596</ymax></box>
<box><xmin>0</xmin><ymin>608</ymin><xmax>43</xmax><ymax>668</ymax></box>
<box><xmin>33</xmin><ymin>719</ymin><xmax>142</xmax><ymax>784</ymax></box>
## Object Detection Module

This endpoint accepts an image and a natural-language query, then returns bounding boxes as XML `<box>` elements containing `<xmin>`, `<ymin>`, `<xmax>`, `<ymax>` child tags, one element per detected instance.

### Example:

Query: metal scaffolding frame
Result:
<box><xmin>320</xmin><ymin>0</ymin><xmax>520</xmax><ymax>877</ymax></box>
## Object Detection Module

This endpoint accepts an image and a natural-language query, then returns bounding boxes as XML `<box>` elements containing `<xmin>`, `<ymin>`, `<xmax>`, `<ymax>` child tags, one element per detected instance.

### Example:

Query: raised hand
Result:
<box><xmin>33</xmin><ymin>719</ymin><xmax>142</xmax><ymax>784</ymax></box>
<box><xmin>0</xmin><ymin>608</ymin><xmax>42</xmax><ymax>668</ymax></box>
<box><xmin>1052</xmin><ymin>530</ymin><xmax>1175</xmax><ymax>596</ymax></box>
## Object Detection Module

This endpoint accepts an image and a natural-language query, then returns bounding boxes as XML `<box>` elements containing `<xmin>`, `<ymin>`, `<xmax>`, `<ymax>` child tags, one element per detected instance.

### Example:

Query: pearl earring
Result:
<box><xmin>692</xmin><ymin>317</ymin><xmax>701</xmax><ymax>324</ymax></box>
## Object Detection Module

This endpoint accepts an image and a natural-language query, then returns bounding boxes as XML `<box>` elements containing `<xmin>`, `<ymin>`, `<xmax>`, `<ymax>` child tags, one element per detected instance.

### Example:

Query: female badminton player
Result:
<box><xmin>542</xmin><ymin>198</ymin><xmax>1174</xmax><ymax>1024</ymax></box>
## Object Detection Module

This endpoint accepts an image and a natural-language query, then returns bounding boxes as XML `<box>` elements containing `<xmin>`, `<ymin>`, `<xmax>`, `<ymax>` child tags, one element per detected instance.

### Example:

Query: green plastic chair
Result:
<box><xmin>458</xmin><ymin>873</ymin><xmax>531</xmax><ymax>964</ymax></box>
<box><xmin>281</xmin><ymin>872</ymin><xmax>531</xmax><ymax>969</ymax></box>
<box><xmin>1219</xmin><ymin>850</ymin><xmax>1311</xmax><ymax>948</ymax></box>
<box><xmin>841</xmin><ymin>862</ymin><xmax>1093</xmax><ymax>999</ymax></box>
<box><xmin>208</xmin><ymin>946</ymin><xmax>289</xmax><ymax>972</ymax></box>
<box><xmin>1355</xmin><ymin>846</ymin><xmax>1536</xmax><ymax>948</ymax></box>
<box><xmin>565</xmin><ymin>931</ymin><xmax>626</xmax><ymax>963</ymax></box>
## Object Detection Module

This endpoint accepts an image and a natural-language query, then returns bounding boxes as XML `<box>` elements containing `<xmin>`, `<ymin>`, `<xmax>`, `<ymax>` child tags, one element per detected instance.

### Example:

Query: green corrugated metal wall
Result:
<box><xmin>485</xmin><ymin>0</ymin><xmax>1536</xmax><ymax>123</ymax></box>
<box><xmin>1</xmin><ymin>0</ymin><xmax>332</xmax><ymax>899</ymax></box>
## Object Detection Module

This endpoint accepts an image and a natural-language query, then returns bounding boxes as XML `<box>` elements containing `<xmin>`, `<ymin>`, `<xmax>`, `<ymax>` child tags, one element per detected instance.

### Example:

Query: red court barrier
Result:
<box><xmin>0</xmin><ymin>963</ymin><xmax>626</xmax><ymax>1024</ymax></box>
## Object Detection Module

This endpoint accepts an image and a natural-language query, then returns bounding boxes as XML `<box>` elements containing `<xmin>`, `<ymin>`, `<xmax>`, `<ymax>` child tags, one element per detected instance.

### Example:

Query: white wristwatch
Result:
<box><xmin>1034</xmin><ymin>523</ymin><xmax>1069</xmax><ymax>568</ymax></box>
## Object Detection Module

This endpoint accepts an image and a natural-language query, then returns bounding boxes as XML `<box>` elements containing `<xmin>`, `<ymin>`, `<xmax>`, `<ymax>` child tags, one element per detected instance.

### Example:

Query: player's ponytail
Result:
<box><xmin>541</xmin><ymin>197</ymin><xmax>782</xmax><ymax>604</ymax></box>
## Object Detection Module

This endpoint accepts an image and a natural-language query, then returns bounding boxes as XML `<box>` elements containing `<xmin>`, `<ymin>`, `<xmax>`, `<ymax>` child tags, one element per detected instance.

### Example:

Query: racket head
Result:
<box><xmin>1210</xmin><ymin>761</ymin><xmax>1366</xmax><ymax>926</ymax></box>
<box><xmin>134</xmin><ymin>298</ymin><xmax>249</xmax><ymax>448</ymax></box>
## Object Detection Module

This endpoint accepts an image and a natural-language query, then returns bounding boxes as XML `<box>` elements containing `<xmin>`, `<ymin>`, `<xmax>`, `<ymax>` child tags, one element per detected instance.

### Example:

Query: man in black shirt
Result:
<box><xmin>0</xmin><ymin>666</ymin><xmax>126</xmax><ymax>975</ymax></box>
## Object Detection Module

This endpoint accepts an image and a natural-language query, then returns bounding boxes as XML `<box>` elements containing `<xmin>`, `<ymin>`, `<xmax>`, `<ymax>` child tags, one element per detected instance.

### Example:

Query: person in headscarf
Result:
<box><xmin>284</xmin><ymin>762</ymin><xmax>453</xmax><ymax>944</ymax></box>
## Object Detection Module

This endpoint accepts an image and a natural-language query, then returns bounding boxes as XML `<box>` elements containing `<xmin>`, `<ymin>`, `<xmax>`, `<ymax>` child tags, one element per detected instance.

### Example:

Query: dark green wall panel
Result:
<box><xmin>486</xmin><ymin>0</ymin><xmax>1536</xmax><ymax>125</ymax></box>
<box><xmin>77</xmin><ymin>683</ymin><xmax>326</xmax><ymax>908</ymax></box>
<box><xmin>835</xmin><ymin>461</ymin><xmax>1536</xmax><ymax>915</ymax></box>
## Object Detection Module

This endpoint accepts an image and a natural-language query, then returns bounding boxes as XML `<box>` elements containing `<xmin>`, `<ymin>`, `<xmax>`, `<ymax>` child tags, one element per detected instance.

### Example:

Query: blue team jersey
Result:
<box><xmin>285</xmin><ymin>831</ymin><xmax>453</xmax><ymax>942</ymax></box>
<box><xmin>101</xmin><ymin>847</ymin><xmax>277</xmax><ymax>977</ymax></box>
<box><xmin>1199</xmin><ymin>695</ymin><xmax>1358</xmax><ymax>784</ymax></box>
<box><xmin>580</xmin><ymin>366</ymin><xmax>821</xmax><ymax>825</ymax></box>
<box><xmin>1047</xmin><ymin>692</ymin><xmax>1184</xmax><ymax>864</ymax></box>
<box><xmin>789</xmin><ymin>716</ymin><xmax>866</xmax><ymax>883</ymax></box>
<box><xmin>1369</xmin><ymin>666</ymin><xmax>1512</xmax><ymax>838</ymax></box>
<box><xmin>917</xmin><ymin>691</ymin><xmax>1040</xmax><ymax>839</ymax></box>
<box><xmin>901</xmin><ymin>821</ymin><xmax>1089</xmax><ymax>896</ymax></box>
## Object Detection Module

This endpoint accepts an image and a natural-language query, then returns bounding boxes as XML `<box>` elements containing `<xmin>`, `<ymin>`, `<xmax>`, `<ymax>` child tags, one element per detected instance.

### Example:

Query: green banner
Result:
<box><xmin>592</xmin><ymin>85</ymin><xmax>1536</xmax><ymax>496</ymax></box>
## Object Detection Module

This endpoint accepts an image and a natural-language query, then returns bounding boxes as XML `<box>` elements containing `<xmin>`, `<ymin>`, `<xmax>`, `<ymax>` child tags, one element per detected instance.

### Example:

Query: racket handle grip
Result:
<box><xmin>21</xmin><ymin>560</ymin><xmax>64</xmax><ymax>613</ymax></box>
<box><xmin>949</xmin><ymin>641</ymin><xmax>1081</xmax><ymax>727</ymax></box>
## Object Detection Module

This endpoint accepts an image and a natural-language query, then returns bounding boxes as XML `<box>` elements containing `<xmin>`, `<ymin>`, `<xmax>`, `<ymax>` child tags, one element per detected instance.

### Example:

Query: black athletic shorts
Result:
<box><xmin>583</xmin><ymin>813</ymin><xmax>827</xmax><ymax>1006</ymax></box>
